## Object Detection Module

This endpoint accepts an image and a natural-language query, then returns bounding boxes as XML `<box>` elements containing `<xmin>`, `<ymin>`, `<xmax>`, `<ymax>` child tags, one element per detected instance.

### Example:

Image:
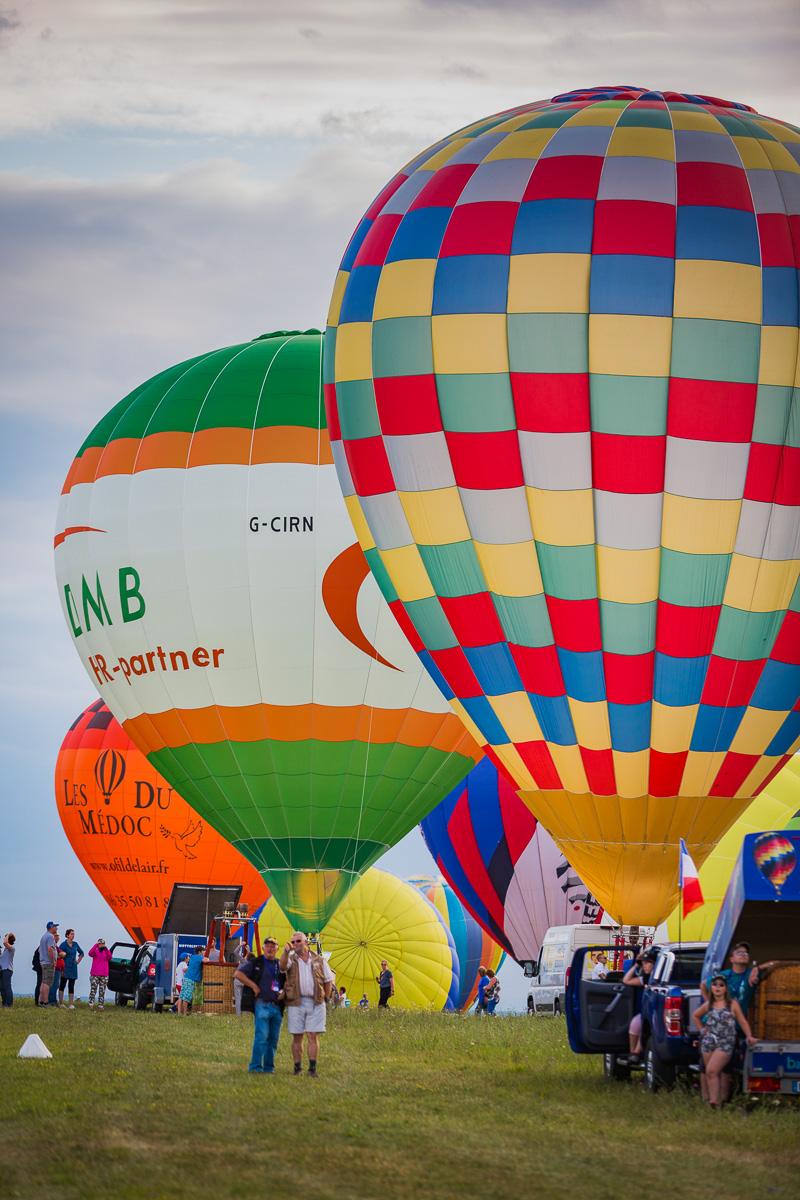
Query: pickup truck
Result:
<box><xmin>566</xmin><ymin>941</ymin><xmax>707</xmax><ymax>1092</ymax></box>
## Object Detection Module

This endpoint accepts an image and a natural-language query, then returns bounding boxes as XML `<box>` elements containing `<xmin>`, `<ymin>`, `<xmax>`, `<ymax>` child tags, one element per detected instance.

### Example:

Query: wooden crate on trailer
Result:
<box><xmin>751</xmin><ymin>964</ymin><xmax>800</xmax><ymax>1040</ymax></box>
<box><xmin>199</xmin><ymin>963</ymin><xmax>236</xmax><ymax>1015</ymax></box>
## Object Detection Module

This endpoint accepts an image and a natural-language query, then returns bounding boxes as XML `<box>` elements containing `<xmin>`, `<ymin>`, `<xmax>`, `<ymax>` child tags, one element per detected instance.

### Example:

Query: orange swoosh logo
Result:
<box><xmin>54</xmin><ymin>526</ymin><xmax>106</xmax><ymax>548</ymax></box>
<box><xmin>322</xmin><ymin>543</ymin><xmax>401</xmax><ymax>671</ymax></box>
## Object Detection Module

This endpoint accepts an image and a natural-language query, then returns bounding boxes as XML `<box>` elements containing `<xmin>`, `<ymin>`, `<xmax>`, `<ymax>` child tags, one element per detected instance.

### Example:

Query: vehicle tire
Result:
<box><xmin>114</xmin><ymin>993</ymin><xmax>128</xmax><ymax>1007</ymax></box>
<box><xmin>527</xmin><ymin>997</ymin><xmax>534</xmax><ymax>1015</ymax></box>
<box><xmin>604</xmin><ymin>1053</ymin><xmax>631</xmax><ymax>1083</ymax></box>
<box><xmin>553</xmin><ymin>1000</ymin><xmax>561</xmax><ymax>1017</ymax></box>
<box><xmin>134</xmin><ymin>986</ymin><xmax>148</xmax><ymax>1012</ymax></box>
<box><xmin>153</xmin><ymin>1001</ymin><xmax>163</xmax><ymax>1014</ymax></box>
<box><xmin>644</xmin><ymin>1040</ymin><xmax>676</xmax><ymax>1093</ymax></box>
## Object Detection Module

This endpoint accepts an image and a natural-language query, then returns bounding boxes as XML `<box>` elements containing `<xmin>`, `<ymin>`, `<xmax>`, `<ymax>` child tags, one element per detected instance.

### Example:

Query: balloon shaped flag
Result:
<box><xmin>421</xmin><ymin>757</ymin><xmax>602</xmax><ymax>962</ymax></box>
<box><xmin>325</xmin><ymin>85</ymin><xmax>800</xmax><ymax>925</ymax></box>
<box><xmin>57</xmin><ymin>699</ymin><xmax>268</xmax><ymax>943</ymax></box>
<box><xmin>752</xmin><ymin>830</ymin><xmax>797</xmax><ymax>895</ymax></box>
<box><xmin>54</xmin><ymin>333</ymin><xmax>480</xmax><ymax>931</ymax></box>
<box><xmin>321</xmin><ymin>868</ymin><xmax>459</xmax><ymax>1009</ymax></box>
<box><xmin>667</xmin><ymin>752</ymin><xmax>800</xmax><ymax>939</ymax></box>
<box><xmin>409</xmin><ymin>874</ymin><xmax>505</xmax><ymax>1009</ymax></box>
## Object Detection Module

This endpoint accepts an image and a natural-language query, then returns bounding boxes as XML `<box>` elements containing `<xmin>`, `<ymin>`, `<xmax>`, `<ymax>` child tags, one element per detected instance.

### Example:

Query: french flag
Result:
<box><xmin>679</xmin><ymin>838</ymin><xmax>704</xmax><ymax>918</ymax></box>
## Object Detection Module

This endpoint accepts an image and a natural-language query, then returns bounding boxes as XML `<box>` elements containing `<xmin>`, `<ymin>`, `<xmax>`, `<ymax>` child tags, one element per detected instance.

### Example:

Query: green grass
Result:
<box><xmin>2</xmin><ymin>1001</ymin><xmax>798</xmax><ymax>1200</ymax></box>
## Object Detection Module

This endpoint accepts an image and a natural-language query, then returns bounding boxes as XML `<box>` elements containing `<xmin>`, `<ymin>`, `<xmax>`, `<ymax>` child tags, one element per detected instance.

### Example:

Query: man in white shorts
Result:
<box><xmin>279</xmin><ymin>932</ymin><xmax>334</xmax><ymax>1078</ymax></box>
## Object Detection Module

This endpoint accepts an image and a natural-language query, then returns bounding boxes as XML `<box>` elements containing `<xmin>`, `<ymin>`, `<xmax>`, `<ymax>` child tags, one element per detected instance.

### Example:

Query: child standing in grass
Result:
<box><xmin>87</xmin><ymin>939</ymin><xmax>113</xmax><ymax>1011</ymax></box>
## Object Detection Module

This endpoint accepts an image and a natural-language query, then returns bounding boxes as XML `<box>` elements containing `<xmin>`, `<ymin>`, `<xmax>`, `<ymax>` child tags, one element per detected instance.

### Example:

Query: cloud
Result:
<box><xmin>1</xmin><ymin>0</ymin><xmax>797</xmax><ymax>146</ymax></box>
<box><xmin>0</xmin><ymin>148</ymin><xmax>388</xmax><ymax>429</ymax></box>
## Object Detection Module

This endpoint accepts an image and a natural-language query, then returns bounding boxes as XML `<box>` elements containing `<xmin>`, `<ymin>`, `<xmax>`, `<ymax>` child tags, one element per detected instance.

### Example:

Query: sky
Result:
<box><xmin>1</xmin><ymin>0</ymin><xmax>798</xmax><ymax>1012</ymax></box>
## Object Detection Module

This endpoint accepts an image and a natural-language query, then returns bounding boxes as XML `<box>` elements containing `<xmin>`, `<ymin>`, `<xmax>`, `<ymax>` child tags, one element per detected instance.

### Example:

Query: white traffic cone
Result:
<box><xmin>18</xmin><ymin>1033</ymin><xmax>52</xmax><ymax>1058</ymax></box>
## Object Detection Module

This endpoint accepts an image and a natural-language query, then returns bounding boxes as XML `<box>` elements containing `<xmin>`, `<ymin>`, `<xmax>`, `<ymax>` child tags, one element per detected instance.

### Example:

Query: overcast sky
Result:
<box><xmin>1</xmin><ymin>0</ymin><xmax>798</xmax><ymax>1009</ymax></box>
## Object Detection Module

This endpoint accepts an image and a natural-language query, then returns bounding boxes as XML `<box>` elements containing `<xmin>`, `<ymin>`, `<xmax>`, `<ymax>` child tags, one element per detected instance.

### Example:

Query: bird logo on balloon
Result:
<box><xmin>160</xmin><ymin>818</ymin><xmax>204</xmax><ymax>861</ymax></box>
<box><xmin>752</xmin><ymin>832</ymin><xmax>797</xmax><ymax>897</ymax></box>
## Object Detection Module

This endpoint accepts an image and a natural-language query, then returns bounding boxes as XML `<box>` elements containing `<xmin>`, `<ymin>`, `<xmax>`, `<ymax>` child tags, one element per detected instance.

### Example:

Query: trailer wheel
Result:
<box><xmin>114</xmin><ymin>993</ymin><xmax>128</xmax><ymax>1007</ymax></box>
<box><xmin>134</xmin><ymin>985</ymin><xmax>148</xmax><ymax>1011</ymax></box>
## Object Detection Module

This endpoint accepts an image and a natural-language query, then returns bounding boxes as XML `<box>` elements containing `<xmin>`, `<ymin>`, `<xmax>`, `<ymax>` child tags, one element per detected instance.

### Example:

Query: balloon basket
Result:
<box><xmin>751</xmin><ymin>965</ymin><xmax>800</xmax><ymax>1040</ymax></box>
<box><xmin>199</xmin><ymin>963</ymin><xmax>236</xmax><ymax>1015</ymax></box>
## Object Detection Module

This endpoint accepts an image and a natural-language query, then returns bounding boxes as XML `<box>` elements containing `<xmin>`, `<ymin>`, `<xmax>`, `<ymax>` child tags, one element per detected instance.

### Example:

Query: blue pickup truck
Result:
<box><xmin>566</xmin><ymin>941</ymin><xmax>706</xmax><ymax>1092</ymax></box>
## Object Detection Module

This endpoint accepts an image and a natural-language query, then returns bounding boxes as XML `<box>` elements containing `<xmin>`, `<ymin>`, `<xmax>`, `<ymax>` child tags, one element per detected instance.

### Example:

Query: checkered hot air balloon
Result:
<box><xmin>325</xmin><ymin>85</ymin><xmax>800</xmax><ymax>926</ymax></box>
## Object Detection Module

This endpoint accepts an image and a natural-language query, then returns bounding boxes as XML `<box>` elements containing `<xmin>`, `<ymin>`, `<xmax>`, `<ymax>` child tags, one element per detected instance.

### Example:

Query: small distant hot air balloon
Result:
<box><xmin>421</xmin><ymin>757</ymin><xmax>602</xmax><ymax>963</ymax></box>
<box><xmin>667</xmin><ymin>753</ymin><xmax>800</xmax><ymax>938</ymax></box>
<box><xmin>54</xmin><ymin>332</ymin><xmax>480</xmax><ymax>932</ymax></box>
<box><xmin>326</xmin><ymin>86</ymin><xmax>800</xmax><ymax>926</ymax></box>
<box><xmin>409</xmin><ymin>874</ymin><xmax>505</xmax><ymax>1010</ymax></box>
<box><xmin>57</xmin><ymin>699</ymin><xmax>268</xmax><ymax>942</ymax></box>
<box><xmin>752</xmin><ymin>831</ymin><xmax>797</xmax><ymax>896</ymax></box>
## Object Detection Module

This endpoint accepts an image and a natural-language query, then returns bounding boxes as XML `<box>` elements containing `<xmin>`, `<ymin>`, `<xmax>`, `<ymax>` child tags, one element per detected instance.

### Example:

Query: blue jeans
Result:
<box><xmin>49</xmin><ymin>970</ymin><xmax>62</xmax><ymax>1005</ymax></box>
<box><xmin>0</xmin><ymin>969</ymin><xmax>12</xmax><ymax>1007</ymax></box>
<box><xmin>488</xmin><ymin>999</ymin><xmax>498</xmax><ymax>1015</ymax></box>
<box><xmin>249</xmin><ymin>1002</ymin><xmax>282</xmax><ymax>1072</ymax></box>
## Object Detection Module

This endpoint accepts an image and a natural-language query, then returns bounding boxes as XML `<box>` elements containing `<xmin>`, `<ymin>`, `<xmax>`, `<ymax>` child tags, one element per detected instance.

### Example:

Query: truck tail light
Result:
<box><xmin>664</xmin><ymin>995</ymin><xmax>682</xmax><ymax>1036</ymax></box>
<box><xmin>748</xmin><ymin>1077</ymin><xmax>781</xmax><ymax>1093</ymax></box>
<box><xmin>148</xmin><ymin>963</ymin><xmax>156</xmax><ymax>978</ymax></box>
<box><xmin>565</xmin><ymin>967</ymin><xmax>570</xmax><ymax>987</ymax></box>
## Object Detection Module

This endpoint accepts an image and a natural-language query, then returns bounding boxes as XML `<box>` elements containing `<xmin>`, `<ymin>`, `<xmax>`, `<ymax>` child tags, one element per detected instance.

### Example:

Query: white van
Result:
<box><xmin>524</xmin><ymin>924</ymin><xmax>623</xmax><ymax>1016</ymax></box>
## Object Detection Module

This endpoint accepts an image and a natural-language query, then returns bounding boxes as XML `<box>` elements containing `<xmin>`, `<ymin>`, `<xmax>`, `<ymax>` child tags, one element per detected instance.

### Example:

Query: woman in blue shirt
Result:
<box><xmin>58</xmin><ymin>930</ymin><xmax>84</xmax><ymax>1009</ymax></box>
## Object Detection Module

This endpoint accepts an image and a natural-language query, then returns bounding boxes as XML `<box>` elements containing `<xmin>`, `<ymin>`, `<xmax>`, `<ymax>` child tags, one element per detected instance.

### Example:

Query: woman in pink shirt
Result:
<box><xmin>87</xmin><ymin>939</ymin><xmax>113</xmax><ymax>1011</ymax></box>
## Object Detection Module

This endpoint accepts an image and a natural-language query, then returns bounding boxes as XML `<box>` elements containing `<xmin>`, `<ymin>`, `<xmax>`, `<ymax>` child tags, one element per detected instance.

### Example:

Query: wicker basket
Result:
<box><xmin>751</xmin><ymin>965</ymin><xmax>800</xmax><ymax>1040</ymax></box>
<box><xmin>199</xmin><ymin>963</ymin><xmax>236</xmax><ymax>1015</ymax></box>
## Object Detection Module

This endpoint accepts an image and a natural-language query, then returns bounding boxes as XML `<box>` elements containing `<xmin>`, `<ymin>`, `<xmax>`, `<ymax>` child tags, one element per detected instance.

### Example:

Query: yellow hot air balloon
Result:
<box><xmin>258</xmin><ymin>870</ymin><xmax>458</xmax><ymax>1009</ymax></box>
<box><xmin>323</xmin><ymin>869</ymin><xmax>457</xmax><ymax>1009</ymax></box>
<box><xmin>667</xmin><ymin>755</ymin><xmax>800</xmax><ymax>939</ymax></box>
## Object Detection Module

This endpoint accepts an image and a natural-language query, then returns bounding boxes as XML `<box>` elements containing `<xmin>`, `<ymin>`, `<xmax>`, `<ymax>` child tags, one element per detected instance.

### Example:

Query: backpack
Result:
<box><xmin>240</xmin><ymin>958</ymin><xmax>284</xmax><ymax>1014</ymax></box>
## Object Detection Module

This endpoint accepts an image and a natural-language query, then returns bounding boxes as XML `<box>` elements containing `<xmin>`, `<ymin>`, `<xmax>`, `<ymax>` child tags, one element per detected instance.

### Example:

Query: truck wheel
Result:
<box><xmin>604</xmin><ymin>1054</ymin><xmax>631</xmax><ymax>1082</ymax></box>
<box><xmin>153</xmin><ymin>1001</ymin><xmax>163</xmax><ymax>1014</ymax></box>
<box><xmin>644</xmin><ymin>1040</ymin><xmax>675</xmax><ymax>1093</ymax></box>
<box><xmin>527</xmin><ymin>997</ymin><xmax>534</xmax><ymax>1015</ymax></box>
<box><xmin>114</xmin><ymin>993</ymin><xmax>128</xmax><ymax>1007</ymax></box>
<box><xmin>552</xmin><ymin>1000</ymin><xmax>561</xmax><ymax>1017</ymax></box>
<box><xmin>134</xmin><ymin>986</ymin><xmax>148</xmax><ymax>1012</ymax></box>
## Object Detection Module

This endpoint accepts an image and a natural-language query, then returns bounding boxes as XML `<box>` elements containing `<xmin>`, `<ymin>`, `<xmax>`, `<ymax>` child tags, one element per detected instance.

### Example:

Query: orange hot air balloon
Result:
<box><xmin>56</xmin><ymin>699</ymin><xmax>268</xmax><ymax>942</ymax></box>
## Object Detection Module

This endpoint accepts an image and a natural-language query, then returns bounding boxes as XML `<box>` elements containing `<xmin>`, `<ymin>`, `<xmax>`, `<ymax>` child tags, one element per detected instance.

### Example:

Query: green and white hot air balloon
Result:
<box><xmin>54</xmin><ymin>331</ymin><xmax>480</xmax><ymax>928</ymax></box>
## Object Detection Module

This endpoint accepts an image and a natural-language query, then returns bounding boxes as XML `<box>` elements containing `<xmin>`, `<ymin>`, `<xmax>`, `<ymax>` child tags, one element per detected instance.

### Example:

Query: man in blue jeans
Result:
<box><xmin>235</xmin><ymin>937</ymin><xmax>285</xmax><ymax>1074</ymax></box>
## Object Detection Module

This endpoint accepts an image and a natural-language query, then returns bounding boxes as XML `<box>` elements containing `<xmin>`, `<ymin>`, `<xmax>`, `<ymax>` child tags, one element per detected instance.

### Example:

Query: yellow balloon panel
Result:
<box><xmin>322</xmin><ymin>869</ymin><xmax>455</xmax><ymax>1009</ymax></box>
<box><xmin>666</xmin><ymin>756</ymin><xmax>800</xmax><ymax>940</ymax></box>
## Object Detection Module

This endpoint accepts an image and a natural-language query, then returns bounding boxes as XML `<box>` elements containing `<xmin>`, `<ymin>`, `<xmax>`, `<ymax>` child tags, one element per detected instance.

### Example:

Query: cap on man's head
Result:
<box><xmin>263</xmin><ymin>936</ymin><xmax>278</xmax><ymax>946</ymax></box>
<box><xmin>733</xmin><ymin>941</ymin><xmax>751</xmax><ymax>954</ymax></box>
<box><xmin>46</xmin><ymin>921</ymin><xmax>58</xmax><ymax>929</ymax></box>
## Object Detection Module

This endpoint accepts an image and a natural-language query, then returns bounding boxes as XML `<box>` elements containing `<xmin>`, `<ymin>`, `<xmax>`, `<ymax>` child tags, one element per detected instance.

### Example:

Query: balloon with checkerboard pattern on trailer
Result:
<box><xmin>54</xmin><ymin>331</ymin><xmax>481</xmax><ymax>931</ymax></box>
<box><xmin>325</xmin><ymin>85</ymin><xmax>800</xmax><ymax>925</ymax></box>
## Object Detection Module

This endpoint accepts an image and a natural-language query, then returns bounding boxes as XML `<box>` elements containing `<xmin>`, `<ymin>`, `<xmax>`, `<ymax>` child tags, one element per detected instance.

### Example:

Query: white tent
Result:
<box><xmin>18</xmin><ymin>1034</ymin><xmax>52</xmax><ymax>1059</ymax></box>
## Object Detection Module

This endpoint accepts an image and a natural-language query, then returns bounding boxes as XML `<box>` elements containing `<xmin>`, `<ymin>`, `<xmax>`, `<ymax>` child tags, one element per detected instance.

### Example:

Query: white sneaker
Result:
<box><xmin>68</xmin><ymin>1004</ymin><xmax>75</xmax><ymax>1010</ymax></box>
<box><xmin>59</xmin><ymin>1003</ymin><xmax>67</xmax><ymax>1009</ymax></box>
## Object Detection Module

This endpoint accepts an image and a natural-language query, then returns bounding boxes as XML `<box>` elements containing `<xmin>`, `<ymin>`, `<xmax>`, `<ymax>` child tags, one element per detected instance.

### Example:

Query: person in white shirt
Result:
<box><xmin>279</xmin><ymin>932</ymin><xmax>334</xmax><ymax>1077</ymax></box>
<box><xmin>591</xmin><ymin>951</ymin><xmax>609</xmax><ymax>981</ymax></box>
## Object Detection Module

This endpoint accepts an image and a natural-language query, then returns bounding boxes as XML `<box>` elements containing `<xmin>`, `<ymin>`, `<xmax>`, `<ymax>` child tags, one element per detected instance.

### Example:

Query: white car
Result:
<box><xmin>525</xmin><ymin>925</ymin><xmax>623</xmax><ymax>1016</ymax></box>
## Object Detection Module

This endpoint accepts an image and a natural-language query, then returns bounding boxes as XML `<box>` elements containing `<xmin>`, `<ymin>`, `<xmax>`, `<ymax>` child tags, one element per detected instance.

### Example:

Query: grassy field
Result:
<box><xmin>2</xmin><ymin>1000</ymin><xmax>798</xmax><ymax>1200</ymax></box>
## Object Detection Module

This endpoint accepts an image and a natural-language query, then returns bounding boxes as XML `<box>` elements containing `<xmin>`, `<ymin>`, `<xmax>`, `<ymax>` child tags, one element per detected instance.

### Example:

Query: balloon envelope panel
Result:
<box><xmin>56</xmin><ymin>699</ymin><xmax>268</xmax><ymax>942</ymax></box>
<box><xmin>326</xmin><ymin>86</ymin><xmax>800</xmax><ymax>925</ymax></box>
<box><xmin>55</xmin><ymin>333</ymin><xmax>480</xmax><ymax>930</ymax></box>
<box><xmin>422</xmin><ymin>757</ymin><xmax>602</xmax><ymax>963</ymax></box>
<box><xmin>666</xmin><ymin>754</ymin><xmax>800</xmax><ymax>940</ymax></box>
